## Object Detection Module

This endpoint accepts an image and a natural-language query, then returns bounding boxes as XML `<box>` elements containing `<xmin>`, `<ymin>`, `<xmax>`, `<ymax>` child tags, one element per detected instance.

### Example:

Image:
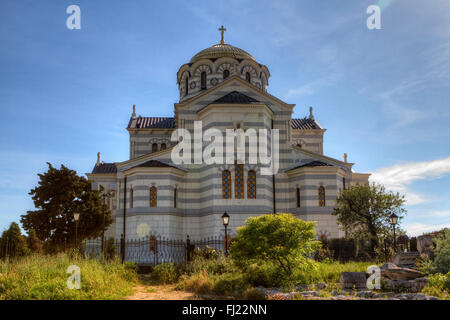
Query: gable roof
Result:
<box><xmin>135</xmin><ymin>160</ymin><xmax>177</xmax><ymax>168</ymax></box>
<box><xmin>285</xmin><ymin>160</ymin><xmax>335</xmax><ymax>173</ymax></box>
<box><xmin>211</xmin><ymin>91</ymin><xmax>259</xmax><ymax>104</ymax></box>
<box><xmin>291</xmin><ymin>118</ymin><xmax>323</xmax><ymax>130</ymax></box>
<box><xmin>92</xmin><ymin>163</ymin><xmax>117</xmax><ymax>174</ymax></box>
<box><xmin>128</xmin><ymin>117</ymin><xmax>175</xmax><ymax>129</ymax></box>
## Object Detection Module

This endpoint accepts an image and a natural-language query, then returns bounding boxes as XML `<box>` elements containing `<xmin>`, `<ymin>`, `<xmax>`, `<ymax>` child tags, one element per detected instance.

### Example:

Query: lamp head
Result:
<box><xmin>221</xmin><ymin>212</ymin><xmax>230</xmax><ymax>226</ymax></box>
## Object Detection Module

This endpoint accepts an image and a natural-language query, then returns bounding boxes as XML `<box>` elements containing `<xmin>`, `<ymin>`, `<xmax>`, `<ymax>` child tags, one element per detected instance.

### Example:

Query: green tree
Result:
<box><xmin>20</xmin><ymin>163</ymin><xmax>112</xmax><ymax>250</ymax></box>
<box><xmin>27</xmin><ymin>229</ymin><xmax>43</xmax><ymax>254</ymax></box>
<box><xmin>230</xmin><ymin>213</ymin><xmax>320</xmax><ymax>283</ymax></box>
<box><xmin>0</xmin><ymin>222</ymin><xmax>29</xmax><ymax>258</ymax></box>
<box><xmin>332</xmin><ymin>183</ymin><xmax>406</xmax><ymax>257</ymax></box>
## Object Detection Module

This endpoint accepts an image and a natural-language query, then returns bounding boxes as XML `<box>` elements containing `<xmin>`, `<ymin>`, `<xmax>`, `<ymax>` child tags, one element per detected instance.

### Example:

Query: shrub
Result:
<box><xmin>231</xmin><ymin>214</ymin><xmax>321</xmax><ymax>285</ymax></box>
<box><xmin>432</xmin><ymin>229</ymin><xmax>450</xmax><ymax>274</ymax></box>
<box><xmin>422</xmin><ymin>272</ymin><xmax>450</xmax><ymax>299</ymax></box>
<box><xmin>182</xmin><ymin>255</ymin><xmax>235</xmax><ymax>277</ymax></box>
<box><xmin>151</xmin><ymin>262</ymin><xmax>179</xmax><ymax>284</ymax></box>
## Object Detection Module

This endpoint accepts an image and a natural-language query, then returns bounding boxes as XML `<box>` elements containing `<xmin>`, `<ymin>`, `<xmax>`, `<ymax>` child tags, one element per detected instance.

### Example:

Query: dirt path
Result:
<box><xmin>127</xmin><ymin>275</ymin><xmax>200</xmax><ymax>300</ymax></box>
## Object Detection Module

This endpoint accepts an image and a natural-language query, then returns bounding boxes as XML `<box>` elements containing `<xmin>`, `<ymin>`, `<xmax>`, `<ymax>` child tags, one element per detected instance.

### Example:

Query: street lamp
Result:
<box><xmin>222</xmin><ymin>212</ymin><xmax>230</xmax><ymax>256</ymax></box>
<box><xmin>74</xmin><ymin>212</ymin><xmax>80</xmax><ymax>248</ymax></box>
<box><xmin>389</xmin><ymin>213</ymin><xmax>398</xmax><ymax>252</ymax></box>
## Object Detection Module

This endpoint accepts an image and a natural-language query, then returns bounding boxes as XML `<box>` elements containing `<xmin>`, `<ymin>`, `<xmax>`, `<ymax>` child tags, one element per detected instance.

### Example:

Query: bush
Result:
<box><xmin>428</xmin><ymin>272</ymin><xmax>450</xmax><ymax>292</ymax></box>
<box><xmin>422</xmin><ymin>272</ymin><xmax>450</xmax><ymax>299</ymax></box>
<box><xmin>230</xmin><ymin>214</ymin><xmax>320</xmax><ymax>286</ymax></box>
<box><xmin>152</xmin><ymin>262</ymin><xmax>179</xmax><ymax>284</ymax></box>
<box><xmin>432</xmin><ymin>229</ymin><xmax>450</xmax><ymax>274</ymax></box>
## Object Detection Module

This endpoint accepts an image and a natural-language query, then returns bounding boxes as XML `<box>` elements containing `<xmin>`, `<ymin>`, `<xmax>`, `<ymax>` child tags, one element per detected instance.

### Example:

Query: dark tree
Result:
<box><xmin>27</xmin><ymin>229</ymin><xmax>43</xmax><ymax>253</ymax></box>
<box><xmin>0</xmin><ymin>222</ymin><xmax>29</xmax><ymax>258</ymax></box>
<box><xmin>332</xmin><ymin>183</ymin><xmax>406</xmax><ymax>257</ymax></box>
<box><xmin>21</xmin><ymin>163</ymin><xmax>112</xmax><ymax>250</ymax></box>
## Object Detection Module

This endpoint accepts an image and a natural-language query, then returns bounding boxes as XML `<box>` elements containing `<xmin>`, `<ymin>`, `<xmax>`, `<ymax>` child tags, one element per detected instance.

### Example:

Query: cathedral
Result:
<box><xmin>86</xmin><ymin>28</ymin><xmax>370</xmax><ymax>241</ymax></box>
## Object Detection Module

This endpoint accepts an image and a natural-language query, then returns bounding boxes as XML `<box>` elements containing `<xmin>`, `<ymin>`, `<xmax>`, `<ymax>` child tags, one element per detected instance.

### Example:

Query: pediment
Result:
<box><xmin>175</xmin><ymin>76</ymin><xmax>294</xmax><ymax>114</ymax></box>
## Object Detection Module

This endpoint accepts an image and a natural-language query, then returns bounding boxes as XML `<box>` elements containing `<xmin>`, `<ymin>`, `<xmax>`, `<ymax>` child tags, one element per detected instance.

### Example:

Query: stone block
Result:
<box><xmin>393</xmin><ymin>252</ymin><xmax>420</xmax><ymax>268</ymax></box>
<box><xmin>339</xmin><ymin>272</ymin><xmax>367</xmax><ymax>290</ymax></box>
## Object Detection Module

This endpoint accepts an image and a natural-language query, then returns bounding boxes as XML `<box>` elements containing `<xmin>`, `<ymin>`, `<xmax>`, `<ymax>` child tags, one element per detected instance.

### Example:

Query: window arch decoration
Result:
<box><xmin>216</xmin><ymin>63</ymin><xmax>232</xmax><ymax>76</ymax></box>
<box><xmin>193</xmin><ymin>64</ymin><xmax>212</xmax><ymax>77</ymax></box>
<box><xmin>222</xmin><ymin>170</ymin><xmax>231</xmax><ymax>199</ymax></box>
<box><xmin>318</xmin><ymin>186</ymin><xmax>326</xmax><ymax>207</ymax></box>
<box><xmin>247</xmin><ymin>170</ymin><xmax>256</xmax><ymax>199</ymax></box>
<box><xmin>150</xmin><ymin>186</ymin><xmax>157</xmax><ymax>207</ymax></box>
<box><xmin>241</xmin><ymin>65</ymin><xmax>257</xmax><ymax>79</ymax></box>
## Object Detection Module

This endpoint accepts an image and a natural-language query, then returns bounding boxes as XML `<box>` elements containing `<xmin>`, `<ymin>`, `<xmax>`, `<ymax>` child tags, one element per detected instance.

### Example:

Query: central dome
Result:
<box><xmin>190</xmin><ymin>43</ymin><xmax>255</xmax><ymax>63</ymax></box>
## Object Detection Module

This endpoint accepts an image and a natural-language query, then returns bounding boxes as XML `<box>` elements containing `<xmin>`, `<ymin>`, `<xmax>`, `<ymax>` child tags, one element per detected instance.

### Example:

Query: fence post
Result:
<box><xmin>186</xmin><ymin>235</ymin><xmax>191</xmax><ymax>263</ymax></box>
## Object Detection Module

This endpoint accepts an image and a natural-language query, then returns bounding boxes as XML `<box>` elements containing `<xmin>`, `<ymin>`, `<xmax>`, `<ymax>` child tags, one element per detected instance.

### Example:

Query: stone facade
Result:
<box><xmin>86</xmin><ymin>38</ymin><xmax>370</xmax><ymax>241</ymax></box>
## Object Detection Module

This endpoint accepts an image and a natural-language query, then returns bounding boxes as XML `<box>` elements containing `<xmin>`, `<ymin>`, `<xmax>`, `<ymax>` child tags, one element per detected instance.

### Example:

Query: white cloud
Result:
<box><xmin>286</xmin><ymin>73</ymin><xmax>340</xmax><ymax>98</ymax></box>
<box><xmin>404</xmin><ymin>222</ymin><xmax>450</xmax><ymax>237</ymax></box>
<box><xmin>370</xmin><ymin>157</ymin><xmax>450</xmax><ymax>205</ymax></box>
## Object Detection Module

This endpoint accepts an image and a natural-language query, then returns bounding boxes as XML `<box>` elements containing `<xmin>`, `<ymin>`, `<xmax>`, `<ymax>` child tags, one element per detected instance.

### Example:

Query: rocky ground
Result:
<box><xmin>258</xmin><ymin>286</ymin><xmax>441</xmax><ymax>300</ymax></box>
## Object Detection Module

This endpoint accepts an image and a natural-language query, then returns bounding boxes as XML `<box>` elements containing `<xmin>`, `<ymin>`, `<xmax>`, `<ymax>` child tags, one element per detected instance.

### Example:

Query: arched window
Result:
<box><xmin>223</xmin><ymin>69</ymin><xmax>230</xmax><ymax>80</ymax></box>
<box><xmin>318</xmin><ymin>186</ymin><xmax>326</xmax><ymax>207</ymax></box>
<box><xmin>296</xmin><ymin>188</ymin><xmax>300</xmax><ymax>207</ymax></box>
<box><xmin>235</xmin><ymin>163</ymin><xmax>244</xmax><ymax>199</ymax></box>
<box><xmin>245</xmin><ymin>72</ymin><xmax>251</xmax><ymax>83</ymax></box>
<box><xmin>130</xmin><ymin>188</ymin><xmax>134</xmax><ymax>209</ymax></box>
<box><xmin>174</xmin><ymin>187</ymin><xmax>177</xmax><ymax>208</ymax></box>
<box><xmin>343</xmin><ymin>177</ymin><xmax>346</xmax><ymax>190</ymax></box>
<box><xmin>201</xmin><ymin>71</ymin><xmax>207</xmax><ymax>90</ymax></box>
<box><xmin>152</xmin><ymin>143</ymin><xmax>158</xmax><ymax>153</ymax></box>
<box><xmin>150</xmin><ymin>186</ymin><xmax>157</xmax><ymax>207</ymax></box>
<box><xmin>160</xmin><ymin>143</ymin><xmax>167</xmax><ymax>150</ymax></box>
<box><xmin>222</xmin><ymin>170</ymin><xmax>231</xmax><ymax>199</ymax></box>
<box><xmin>247</xmin><ymin>170</ymin><xmax>256</xmax><ymax>199</ymax></box>
<box><xmin>185</xmin><ymin>77</ymin><xmax>189</xmax><ymax>95</ymax></box>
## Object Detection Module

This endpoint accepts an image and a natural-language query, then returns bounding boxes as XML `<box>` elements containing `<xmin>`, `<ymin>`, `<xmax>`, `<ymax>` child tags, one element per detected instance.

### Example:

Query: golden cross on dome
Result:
<box><xmin>218</xmin><ymin>25</ymin><xmax>227</xmax><ymax>44</ymax></box>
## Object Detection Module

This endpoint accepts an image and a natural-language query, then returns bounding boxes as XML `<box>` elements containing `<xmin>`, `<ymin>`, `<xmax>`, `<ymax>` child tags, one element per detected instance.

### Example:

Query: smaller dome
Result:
<box><xmin>190</xmin><ymin>44</ymin><xmax>255</xmax><ymax>63</ymax></box>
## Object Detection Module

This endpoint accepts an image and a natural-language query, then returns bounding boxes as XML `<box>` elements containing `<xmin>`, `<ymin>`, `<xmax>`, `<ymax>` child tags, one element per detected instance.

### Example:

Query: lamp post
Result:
<box><xmin>389</xmin><ymin>213</ymin><xmax>398</xmax><ymax>253</ymax></box>
<box><xmin>74</xmin><ymin>212</ymin><xmax>80</xmax><ymax>249</ymax></box>
<box><xmin>222</xmin><ymin>212</ymin><xmax>230</xmax><ymax>256</ymax></box>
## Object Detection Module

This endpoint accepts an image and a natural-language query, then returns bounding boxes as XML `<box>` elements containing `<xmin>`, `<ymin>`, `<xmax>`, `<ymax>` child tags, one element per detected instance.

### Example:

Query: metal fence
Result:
<box><xmin>84</xmin><ymin>235</ymin><xmax>226</xmax><ymax>266</ymax></box>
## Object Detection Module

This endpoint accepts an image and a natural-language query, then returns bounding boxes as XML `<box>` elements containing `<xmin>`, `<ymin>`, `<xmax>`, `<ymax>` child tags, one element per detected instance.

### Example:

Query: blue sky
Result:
<box><xmin>1</xmin><ymin>0</ymin><xmax>449</xmax><ymax>236</ymax></box>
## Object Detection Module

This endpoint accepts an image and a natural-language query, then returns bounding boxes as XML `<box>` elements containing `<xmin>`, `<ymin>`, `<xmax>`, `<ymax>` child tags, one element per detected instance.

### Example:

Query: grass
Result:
<box><xmin>157</xmin><ymin>256</ymin><xmax>376</xmax><ymax>299</ymax></box>
<box><xmin>0</xmin><ymin>253</ymin><xmax>138</xmax><ymax>300</ymax></box>
<box><xmin>311</xmin><ymin>260</ymin><xmax>375</xmax><ymax>284</ymax></box>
